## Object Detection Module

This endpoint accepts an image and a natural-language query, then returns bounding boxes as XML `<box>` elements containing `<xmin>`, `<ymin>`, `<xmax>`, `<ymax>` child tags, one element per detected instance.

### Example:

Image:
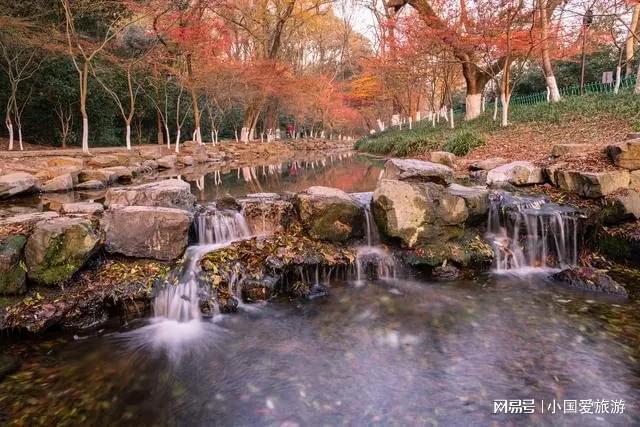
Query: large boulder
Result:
<box><xmin>486</xmin><ymin>161</ymin><xmax>543</xmax><ymax>186</ymax></box>
<box><xmin>606</xmin><ymin>140</ymin><xmax>640</xmax><ymax>170</ymax></box>
<box><xmin>104</xmin><ymin>179</ymin><xmax>195</xmax><ymax>210</ymax></box>
<box><xmin>87</xmin><ymin>155</ymin><xmax>121</xmax><ymax>168</ymax></box>
<box><xmin>61</xmin><ymin>202</ymin><xmax>104</xmax><ymax>216</ymax></box>
<box><xmin>295</xmin><ymin>186</ymin><xmax>364</xmax><ymax>242</ymax></box>
<box><xmin>382</xmin><ymin>158</ymin><xmax>453</xmax><ymax>185</ymax></box>
<box><xmin>447</xmin><ymin>183</ymin><xmax>490</xmax><ymax>223</ymax></box>
<box><xmin>78</xmin><ymin>169</ymin><xmax>116</xmax><ymax>184</ymax></box>
<box><xmin>550</xmin><ymin>267</ymin><xmax>628</xmax><ymax>297</ymax></box>
<box><xmin>0</xmin><ymin>235</ymin><xmax>27</xmax><ymax>295</ymax></box>
<box><xmin>240</xmin><ymin>195</ymin><xmax>297</xmax><ymax>236</ymax></box>
<box><xmin>469</xmin><ymin>157</ymin><xmax>510</xmax><ymax>171</ymax></box>
<box><xmin>41</xmin><ymin>173</ymin><xmax>74</xmax><ymax>192</ymax></box>
<box><xmin>556</xmin><ymin>170</ymin><xmax>630</xmax><ymax>198</ymax></box>
<box><xmin>157</xmin><ymin>155</ymin><xmax>177</xmax><ymax>169</ymax></box>
<box><xmin>372</xmin><ymin>179</ymin><xmax>467</xmax><ymax>247</ymax></box>
<box><xmin>75</xmin><ymin>180</ymin><xmax>105</xmax><ymax>190</ymax></box>
<box><xmin>102</xmin><ymin>206</ymin><xmax>193</xmax><ymax>260</ymax></box>
<box><xmin>603</xmin><ymin>189</ymin><xmax>640</xmax><ymax>223</ymax></box>
<box><xmin>25</xmin><ymin>217</ymin><xmax>99</xmax><ymax>286</ymax></box>
<box><xmin>100</xmin><ymin>166</ymin><xmax>134</xmax><ymax>184</ymax></box>
<box><xmin>0</xmin><ymin>172</ymin><xmax>38</xmax><ymax>199</ymax></box>
<box><xmin>429</xmin><ymin>151</ymin><xmax>456</xmax><ymax>168</ymax></box>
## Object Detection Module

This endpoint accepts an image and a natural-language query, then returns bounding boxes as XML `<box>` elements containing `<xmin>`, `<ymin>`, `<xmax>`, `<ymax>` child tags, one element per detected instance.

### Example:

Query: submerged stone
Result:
<box><xmin>550</xmin><ymin>267</ymin><xmax>628</xmax><ymax>297</ymax></box>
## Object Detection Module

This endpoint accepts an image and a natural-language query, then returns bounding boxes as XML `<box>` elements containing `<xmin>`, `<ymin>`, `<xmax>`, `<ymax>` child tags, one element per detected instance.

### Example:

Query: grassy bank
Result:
<box><xmin>355</xmin><ymin>92</ymin><xmax>640</xmax><ymax>158</ymax></box>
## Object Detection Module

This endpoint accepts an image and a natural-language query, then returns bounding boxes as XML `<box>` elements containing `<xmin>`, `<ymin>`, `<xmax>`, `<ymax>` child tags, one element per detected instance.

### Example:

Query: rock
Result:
<box><xmin>372</xmin><ymin>179</ymin><xmax>467</xmax><ymax>247</ymax></box>
<box><xmin>87</xmin><ymin>154</ymin><xmax>121</xmax><ymax>168</ymax></box>
<box><xmin>141</xmin><ymin>160</ymin><xmax>159</xmax><ymax>171</ymax></box>
<box><xmin>486</xmin><ymin>161</ymin><xmax>544</xmax><ymax>186</ymax></box>
<box><xmin>246</xmin><ymin>192</ymin><xmax>280</xmax><ymax>199</ymax></box>
<box><xmin>468</xmin><ymin>157</ymin><xmax>510</xmax><ymax>171</ymax></box>
<box><xmin>25</xmin><ymin>217</ymin><xmax>99</xmax><ymax>286</ymax></box>
<box><xmin>551</xmin><ymin>144</ymin><xmax>588</xmax><ymax>157</ymax></box>
<box><xmin>61</xmin><ymin>202</ymin><xmax>104</xmax><ymax>216</ymax></box>
<box><xmin>102</xmin><ymin>206</ymin><xmax>193</xmax><ymax>261</ymax></box>
<box><xmin>0</xmin><ymin>235</ymin><xmax>27</xmax><ymax>295</ymax></box>
<box><xmin>104</xmin><ymin>179</ymin><xmax>195</xmax><ymax>210</ymax></box>
<box><xmin>556</xmin><ymin>170</ymin><xmax>630</xmax><ymax>198</ymax></box>
<box><xmin>447</xmin><ymin>183</ymin><xmax>489</xmax><ymax>223</ymax></box>
<box><xmin>295</xmin><ymin>186</ymin><xmax>364</xmax><ymax>242</ymax></box>
<box><xmin>606</xmin><ymin>140</ymin><xmax>640</xmax><ymax>170</ymax></box>
<box><xmin>542</xmin><ymin>162</ymin><xmax>567</xmax><ymax>186</ymax></box>
<box><xmin>429</xmin><ymin>151</ymin><xmax>456</xmax><ymax>168</ymax></box>
<box><xmin>240</xmin><ymin>197</ymin><xmax>297</xmax><ymax>236</ymax></box>
<box><xmin>602</xmin><ymin>189</ymin><xmax>640</xmax><ymax>224</ymax></box>
<box><xmin>382</xmin><ymin>158</ymin><xmax>453</xmax><ymax>185</ymax></box>
<box><xmin>432</xmin><ymin>264</ymin><xmax>460</xmax><ymax>279</ymax></box>
<box><xmin>178</xmin><ymin>155</ymin><xmax>194</xmax><ymax>166</ymax></box>
<box><xmin>469</xmin><ymin>170</ymin><xmax>488</xmax><ymax>184</ymax></box>
<box><xmin>216</xmin><ymin>195</ymin><xmax>241</xmax><ymax>211</ymax></box>
<box><xmin>75</xmin><ymin>180</ymin><xmax>105</xmax><ymax>190</ymax></box>
<box><xmin>46</xmin><ymin>156</ymin><xmax>84</xmax><ymax>168</ymax></box>
<box><xmin>41</xmin><ymin>173</ymin><xmax>74</xmax><ymax>192</ymax></box>
<box><xmin>550</xmin><ymin>267</ymin><xmax>628</xmax><ymax>297</ymax></box>
<box><xmin>631</xmin><ymin>170</ymin><xmax>640</xmax><ymax>190</ymax></box>
<box><xmin>0</xmin><ymin>211</ymin><xmax>59</xmax><ymax>226</ymax></box>
<box><xmin>101</xmin><ymin>166</ymin><xmax>134</xmax><ymax>184</ymax></box>
<box><xmin>0</xmin><ymin>172</ymin><xmax>38</xmax><ymax>199</ymax></box>
<box><xmin>157</xmin><ymin>155</ymin><xmax>177</xmax><ymax>169</ymax></box>
<box><xmin>78</xmin><ymin>169</ymin><xmax>116</xmax><ymax>184</ymax></box>
<box><xmin>408</xmin><ymin>233</ymin><xmax>494</xmax><ymax>268</ymax></box>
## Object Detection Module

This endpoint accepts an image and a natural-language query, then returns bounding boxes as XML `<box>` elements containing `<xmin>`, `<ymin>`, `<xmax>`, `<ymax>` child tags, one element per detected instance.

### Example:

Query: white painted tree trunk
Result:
<box><xmin>449</xmin><ymin>108</ymin><xmax>454</xmax><ymax>129</ymax></box>
<box><xmin>214</xmin><ymin>130</ymin><xmax>219</xmax><ymax>144</ymax></box>
<box><xmin>175</xmin><ymin>129</ymin><xmax>181</xmax><ymax>153</ymax></box>
<box><xmin>240</xmin><ymin>127</ymin><xmax>249</xmax><ymax>143</ymax></box>
<box><xmin>234</xmin><ymin>129</ymin><xmax>239</xmax><ymax>143</ymax></box>
<box><xmin>634</xmin><ymin>62</ymin><xmax>640</xmax><ymax>94</ymax></box>
<box><xmin>165</xmin><ymin>124</ymin><xmax>171</xmax><ymax>149</ymax></box>
<box><xmin>18</xmin><ymin>126</ymin><xmax>23</xmax><ymax>151</ymax></box>
<box><xmin>81</xmin><ymin>116</ymin><xmax>89</xmax><ymax>153</ymax></box>
<box><xmin>6</xmin><ymin>120</ymin><xmax>14</xmax><ymax>150</ymax></box>
<box><xmin>500</xmin><ymin>93</ymin><xmax>510</xmax><ymax>127</ymax></box>
<box><xmin>193</xmin><ymin>127</ymin><xmax>202</xmax><ymax>144</ymax></box>
<box><xmin>493</xmin><ymin>96</ymin><xmax>499</xmax><ymax>121</ymax></box>
<box><xmin>465</xmin><ymin>93</ymin><xmax>482</xmax><ymax>120</ymax></box>
<box><xmin>125</xmin><ymin>124</ymin><xmax>132</xmax><ymax>150</ymax></box>
<box><xmin>546</xmin><ymin>75</ymin><xmax>561</xmax><ymax>102</ymax></box>
<box><xmin>614</xmin><ymin>65</ymin><xmax>622</xmax><ymax>94</ymax></box>
<box><xmin>409</xmin><ymin>117</ymin><xmax>412</xmax><ymax>130</ymax></box>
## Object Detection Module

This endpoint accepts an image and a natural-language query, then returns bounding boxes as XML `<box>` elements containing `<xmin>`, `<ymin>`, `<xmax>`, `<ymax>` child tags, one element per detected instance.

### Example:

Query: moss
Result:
<box><xmin>599</xmin><ymin>235</ymin><xmax>634</xmax><ymax>263</ymax></box>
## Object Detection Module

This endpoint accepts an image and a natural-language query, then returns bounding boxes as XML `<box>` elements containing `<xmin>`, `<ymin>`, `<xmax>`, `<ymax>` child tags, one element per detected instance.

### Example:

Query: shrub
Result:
<box><xmin>442</xmin><ymin>131</ymin><xmax>485</xmax><ymax>156</ymax></box>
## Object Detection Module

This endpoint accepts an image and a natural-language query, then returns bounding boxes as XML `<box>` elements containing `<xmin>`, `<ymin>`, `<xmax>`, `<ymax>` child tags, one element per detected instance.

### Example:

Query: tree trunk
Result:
<box><xmin>5</xmin><ymin>117</ymin><xmax>14</xmax><ymax>151</ymax></box>
<box><xmin>465</xmin><ymin>93</ymin><xmax>482</xmax><ymax>121</ymax></box>
<box><xmin>17</xmin><ymin>126</ymin><xmax>23</xmax><ymax>151</ymax></box>
<box><xmin>626</xmin><ymin>4</ymin><xmax>640</xmax><ymax>76</ymax></box>
<box><xmin>500</xmin><ymin>93</ymin><xmax>510</xmax><ymax>127</ymax></box>
<box><xmin>125</xmin><ymin>122</ymin><xmax>132</xmax><ymax>150</ymax></box>
<box><xmin>175</xmin><ymin>128</ymin><xmax>181</xmax><ymax>153</ymax></box>
<box><xmin>634</xmin><ymin>61</ymin><xmax>640</xmax><ymax>94</ymax></box>
<box><xmin>539</xmin><ymin>1</ymin><xmax>561</xmax><ymax>102</ymax></box>
<box><xmin>615</xmin><ymin>65</ymin><xmax>622</xmax><ymax>94</ymax></box>
<box><xmin>242</xmin><ymin>102</ymin><xmax>261</xmax><ymax>142</ymax></box>
<box><xmin>449</xmin><ymin>107</ymin><xmax>454</xmax><ymax>129</ymax></box>
<box><xmin>80</xmin><ymin>64</ymin><xmax>89</xmax><ymax>153</ymax></box>
<box><xmin>157</xmin><ymin>111</ymin><xmax>164</xmax><ymax>145</ymax></box>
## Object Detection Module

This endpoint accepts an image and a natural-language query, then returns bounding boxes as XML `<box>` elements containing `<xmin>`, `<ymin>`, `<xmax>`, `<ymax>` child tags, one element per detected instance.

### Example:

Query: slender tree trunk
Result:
<box><xmin>175</xmin><ymin>128</ymin><xmax>181</xmax><ymax>153</ymax></box>
<box><xmin>17</xmin><ymin>126</ymin><xmax>23</xmax><ymax>151</ymax></box>
<box><xmin>125</xmin><ymin>121</ymin><xmax>132</xmax><ymax>150</ymax></box>
<box><xmin>79</xmin><ymin>64</ymin><xmax>90</xmax><ymax>153</ymax></box>
<box><xmin>500</xmin><ymin>93</ymin><xmax>511</xmax><ymax>127</ymax></box>
<box><xmin>449</xmin><ymin>107</ymin><xmax>454</xmax><ymax>129</ymax></box>
<box><xmin>5</xmin><ymin>116</ymin><xmax>14</xmax><ymax>150</ymax></box>
<box><xmin>157</xmin><ymin>112</ymin><xmax>164</xmax><ymax>145</ymax></box>
<box><xmin>539</xmin><ymin>1</ymin><xmax>561</xmax><ymax>102</ymax></box>
<box><xmin>626</xmin><ymin>4</ymin><xmax>640</xmax><ymax>76</ymax></box>
<box><xmin>634</xmin><ymin>60</ymin><xmax>640</xmax><ymax>94</ymax></box>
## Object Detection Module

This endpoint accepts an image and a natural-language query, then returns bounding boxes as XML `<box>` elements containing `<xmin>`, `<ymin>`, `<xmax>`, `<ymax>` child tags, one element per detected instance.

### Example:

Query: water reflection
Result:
<box><xmin>186</xmin><ymin>152</ymin><xmax>384</xmax><ymax>202</ymax></box>
<box><xmin>2</xmin><ymin>274</ymin><xmax>639</xmax><ymax>425</ymax></box>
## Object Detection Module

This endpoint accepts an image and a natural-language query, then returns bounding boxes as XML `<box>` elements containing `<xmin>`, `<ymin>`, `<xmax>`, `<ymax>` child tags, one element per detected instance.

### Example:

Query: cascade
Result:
<box><xmin>351</xmin><ymin>192</ymin><xmax>398</xmax><ymax>282</ymax></box>
<box><xmin>153</xmin><ymin>206</ymin><xmax>252</xmax><ymax>322</ymax></box>
<box><xmin>486</xmin><ymin>192</ymin><xmax>583</xmax><ymax>272</ymax></box>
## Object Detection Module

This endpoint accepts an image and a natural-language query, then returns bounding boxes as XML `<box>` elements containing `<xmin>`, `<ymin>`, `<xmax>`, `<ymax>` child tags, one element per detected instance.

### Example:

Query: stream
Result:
<box><xmin>1</xmin><ymin>153</ymin><xmax>640</xmax><ymax>425</ymax></box>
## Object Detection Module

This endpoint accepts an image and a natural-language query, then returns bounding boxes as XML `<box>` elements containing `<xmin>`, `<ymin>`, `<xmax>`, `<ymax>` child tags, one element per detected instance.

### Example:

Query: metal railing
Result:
<box><xmin>510</xmin><ymin>74</ymin><xmax>637</xmax><ymax>106</ymax></box>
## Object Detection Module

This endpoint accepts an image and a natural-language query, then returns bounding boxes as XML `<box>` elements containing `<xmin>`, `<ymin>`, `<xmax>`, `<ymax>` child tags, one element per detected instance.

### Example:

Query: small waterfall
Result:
<box><xmin>195</xmin><ymin>208</ymin><xmax>251</xmax><ymax>244</ymax></box>
<box><xmin>351</xmin><ymin>192</ymin><xmax>398</xmax><ymax>282</ymax></box>
<box><xmin>153</xmin><ymin>206</ymin><xmax>252</xmax><ymax>323</ymax></box>
<box><xmin>486</xmin><ymin>192</ymin><xmax>583</xmax><ymax>272</ymax></box>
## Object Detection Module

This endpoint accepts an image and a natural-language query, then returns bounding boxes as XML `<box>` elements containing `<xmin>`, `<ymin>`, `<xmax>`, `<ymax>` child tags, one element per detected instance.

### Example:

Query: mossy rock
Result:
<box><xmin>0</xmin><ymin>235</ymin><xmax>27</xmax><ymax>295</ymax></box>
<box><xmin>407</xmin><ymin>233</ymin><xmax>494</xmax><ymax>269</ymax></box>
<box><xmin>25</xmin><ymin>217</ymin><xmax>100</xmax><ymax>286</ymax></box>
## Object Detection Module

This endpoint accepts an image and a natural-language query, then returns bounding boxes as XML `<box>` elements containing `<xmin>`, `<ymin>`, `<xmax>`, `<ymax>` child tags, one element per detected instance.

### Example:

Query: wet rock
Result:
<box><xmin>101</xmin><ymin>166</ymin><xmax>134</xmax><ymax>184</ymax></box>
<box><xmin>0</xmin><ymin>235</ymin><xmax>27</xmax><ymax>295</ymax></box>
<box><xmin>606</xmin><ymin>139</ymin><xmax>640</xmax><ymax>170</ymax></box>
<box><xmin>432</xmin><ymin>264</ymin><xmax>460</xmax><ymax>279</ymax></box>
<box><xmin>0</xmin><ymin>172</ymin><xmax>38</xmax><ymax>199</ymax></box>
<box><xmin>41</xmin><ymin>173</ymin><xmax>74</xmax><ymax>192</ymax></box>
<box><xmin>556</xmin><ymin>169</ymin><xmax>630</xmax><ymax>198</ymax></box>
<box><xmin>486</xmin><ymin>161</ymin><xmax>543</xmax><ymax>186</ymax></box>
<box><xmin>141</xmin><ymin>159</ymin><xmax>159</xmax><ymax>171</ymax></box>
<box><xmin>217</xmin><ymin>295</ymin><xmax>238</xmax><ymax>313</ymax></box>
<box><xmin>61</xmin><ymin>202</ymin><xmax>104</xmax><ymax>216</ymax></box>
<box><xmin>102</xmin><ymin>206</ymin><xmax>193</xmax><ymax>261</ymax></box>
<box><xmin>382</xmin><ymin>158</ymin><xmax>453</xmax><ymax>185</ymax></box>
<box><xmin>446</xmin><ymin>183</ymin><xmax>489</xmax><ymax>224</ymax></box>
<box><xmin>429</xmin><ymin>151</ymin><xmax>456</xmax><ymax>168</ymax></box>
<box><xmin>306</xmin><ymin>283</ymin><xmax>329</xmax><ymax>300</ymax></box>
<box><xmin>240</xmin><ymin>197</ymin><xmax>297</xmax><ymax>236</ymax></box>
<box><xmin>216</xmin><ymin>195</ymin><xmax>241</xmax><ymax>211</ymax></box>
<box><xmin>25</xmin><ymin>217</ymin><xmax>99</xmax><ymax>286</ymax></box>
<box><xmin>178</xmin><ymin>155</ymin><xmax>194</xmax><ymax>166</ymax></box>
<box><xmin>295</xmin><ymin>186</ymin><xmax>363</xmax><ymax>242</ymax></box>
<box><xmin>372</xmin><ymin>179</ymin><xmax>467</xmax><ymax>247</ymax></box>
<box><xmin>157</xmin><ymin>155</ymin><xmax>177</xmax><ymax>169</ymax></box>
<box><xmin>75</xmin><ymin>180</ymin><xmax>106</xmax><ymax>190</ymax></box>
<box><xmin>87</xmin><ymin>154</ymin><xmax>122</xmax><ymax>168</ymax></box>
<box><xmin>409</xmin><ymin>234</ymin><xmax>494</xmax><ymax>269</ymax></box>
<box><xmin>469</xmin><ymin>170</ymin><xmax>488</xmax><ymax>184</ymax></box>
<box><xmin>78</xmin><ymin>169</ymin><xmax>116</xmax><ymax>184</ymax></box>
<box><xmin>550</xmin><ymin>267</ymin><xmax>628</xmax><ymax>297</ymax></box>
<box><xmin>551</xmin><ymin>144</ymin><xmax>588</xmax><ymax>157</ymax></box>
<box><xmin>242</xmin><ymin>278</ymin><xmax>274</xmax><ymax>302</ymax></box>
<box><xmin>104</xmin><ymin>179</ymin><xmax>195</xmax><ymax>210</ymax></box>
<box><xmin>0</xmin><ymin>211</ymin><xmax>59</xmax><ymax>226</ymax></box>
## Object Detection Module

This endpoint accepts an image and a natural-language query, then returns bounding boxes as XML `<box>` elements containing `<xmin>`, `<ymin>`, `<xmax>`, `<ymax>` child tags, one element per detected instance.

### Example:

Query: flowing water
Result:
<box><xmin>3</xmin><ymin>163</ymin><xmax>640</xmax><ymax>425</ymax></box>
